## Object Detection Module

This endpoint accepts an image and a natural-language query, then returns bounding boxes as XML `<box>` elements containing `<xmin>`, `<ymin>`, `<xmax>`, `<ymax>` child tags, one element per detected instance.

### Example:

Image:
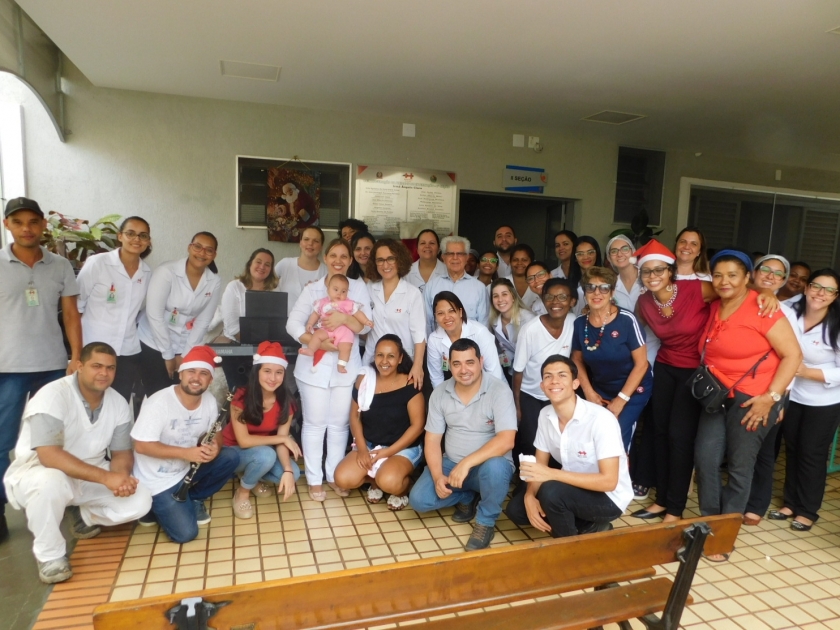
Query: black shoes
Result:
<box><xmin>0</xmin><ymin>513</ymin><xmax>8</xmax><ymax>544</ymax></box>
<box><xmin>578</xmin><ymin>521</ymin><xmax>614</xmax><ymax>535</ymax></box>
<box><xmin>465</xmin><ymin>523</ymin><xmax>495</xmax><ymax>550</ymax></box>
<box><xmin>452</xmin><ymin>495</ymin><xmax>480</xmax><ymax>523</ymax></box>
<box><xmin>767</xmin><ymin>509</ymin><xmax>791</xmax><ymax>521</ymax></box>
<box><xmin>630</xmin><ymin>508</ymin><xmax>666</xmax><ymax>520</ymax></box>
<box><xmin>790</xmin><ymin>520</ymin><xmax>813</xmax><ymax>532</ymax></box>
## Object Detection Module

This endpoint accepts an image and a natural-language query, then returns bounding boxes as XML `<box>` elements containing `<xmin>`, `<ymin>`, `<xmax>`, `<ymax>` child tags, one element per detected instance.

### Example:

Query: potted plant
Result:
<box><xmin>40</xmin><ymin>211</ymin><xmax>122</xmax><ymax>269</ymax></box>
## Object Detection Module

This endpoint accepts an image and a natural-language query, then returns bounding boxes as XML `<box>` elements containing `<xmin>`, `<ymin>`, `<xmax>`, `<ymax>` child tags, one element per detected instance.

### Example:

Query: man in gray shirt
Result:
<box><xmin>409</xmin><ymin>338</ymin><xmax>516</xmax><ymax>550</ymax></box>
<box><xmin>0</xmin><ymin>198</ymin><xmax>82</xmax><ymax>543</ymax></box>
<box><xmin>3</xmin><ymin>342</ymin><xmax>151</xmax><ymax>583</ymax></box>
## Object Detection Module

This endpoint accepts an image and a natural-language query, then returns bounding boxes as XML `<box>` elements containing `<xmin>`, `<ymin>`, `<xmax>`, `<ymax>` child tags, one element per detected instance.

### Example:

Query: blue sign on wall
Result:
<box><xmin>504</xmin><ymin>165</ymin><xmax>547</xmax><ymax>194</ymax></box>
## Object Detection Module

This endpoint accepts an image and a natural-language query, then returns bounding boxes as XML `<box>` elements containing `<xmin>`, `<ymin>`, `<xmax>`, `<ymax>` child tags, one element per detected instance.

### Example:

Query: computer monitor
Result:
<box><xmin>245</xmin><ymin>290</ymin><xmax>288</xmax><ymax>317</ymax></box>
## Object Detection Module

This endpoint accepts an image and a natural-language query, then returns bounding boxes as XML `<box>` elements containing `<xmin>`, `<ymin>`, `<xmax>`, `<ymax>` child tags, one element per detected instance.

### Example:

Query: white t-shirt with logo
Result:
<box><xmin>131</xmin><ymin>386</ymin><xmax>218</xmax><ymax>496</ymax></box>
<box><xmin>513</xmin><ymin>315</ymin><xmax>576</xmax><ymax>400</ymax></box>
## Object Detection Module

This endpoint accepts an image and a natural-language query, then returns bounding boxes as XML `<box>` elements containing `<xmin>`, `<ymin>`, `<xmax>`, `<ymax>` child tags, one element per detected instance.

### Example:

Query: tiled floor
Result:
<box><xmin>32</xmin><ymin>455</ymin><xmax>840</xmax><ymax>630</ymax></box>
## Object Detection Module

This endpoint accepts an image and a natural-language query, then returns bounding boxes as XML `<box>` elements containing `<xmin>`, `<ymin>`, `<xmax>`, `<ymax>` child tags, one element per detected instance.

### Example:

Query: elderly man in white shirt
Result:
<box><xmin>424</xmin><ymin>236</ymin><xmax>489</xmax><ymax>333</ymax></box>
<box><xmin>505</xmin><ymin>354</ymin><xmax>632</xmax><ymax>537</ymax></box>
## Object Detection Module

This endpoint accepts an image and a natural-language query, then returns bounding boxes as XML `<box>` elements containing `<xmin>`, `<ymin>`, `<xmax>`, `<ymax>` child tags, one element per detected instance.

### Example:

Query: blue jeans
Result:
<box><xmin>230</xmin><ymin>445</ymin><xmax>301</xmax><ymax>488</ymax></box>
<box><xmin>150</xmin><ymin>447</ymin><xmax>239</xmax><ymax>543</ymax></box>
<box><xmin>409</xmin><ymin>455</ymin><xmax>513</xmax><ymax>527</ymax></box>
<box><xmin>0</xmin><ymin>369</ymin><xmax>65</xmax><ymax>507</ymax></box>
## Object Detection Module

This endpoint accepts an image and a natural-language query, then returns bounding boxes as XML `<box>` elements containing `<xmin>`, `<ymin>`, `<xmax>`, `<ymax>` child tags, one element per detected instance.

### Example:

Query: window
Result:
<box><xmin>613</xmin><ymin>147</ymin><xmax>666</xmax><ymax>225</ymax></box>
<box><xmin>236</xmin><ymin>156</ymin><xmax>351</xmax><ymax>229</ymax></box>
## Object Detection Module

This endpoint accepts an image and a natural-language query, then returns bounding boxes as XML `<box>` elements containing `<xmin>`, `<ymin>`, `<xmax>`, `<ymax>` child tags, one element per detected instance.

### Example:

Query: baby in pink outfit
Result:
<box><xmin>299</xmin><ymin>274</ymin><xmax>373</xmax><ymax>372</ymax></box>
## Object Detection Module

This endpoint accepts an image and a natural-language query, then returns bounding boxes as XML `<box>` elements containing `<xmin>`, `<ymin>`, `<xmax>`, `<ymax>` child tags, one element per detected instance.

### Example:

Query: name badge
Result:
<box><xmin>442</xmin><ymin>355</ymin><xmax>449</xmax><ymax>372</ymax></box>
<box><xmin>500</xmin><ymin>353</ymin><xmax>511</xmax><ymax>368</ymax></box>
<box><xmin>169</xmin><ymin>308</ymin><xmax>179</xmax><ymax>325</ymax></box>
<box><xmin>107</xmin><ymin>284</ymin><xmax>117</xmax><ymax>304</ymax></box>
<box><xmin>26</xmin><ymin>288</ymin><xmax>40</xmax><ymax>306</ymax></box>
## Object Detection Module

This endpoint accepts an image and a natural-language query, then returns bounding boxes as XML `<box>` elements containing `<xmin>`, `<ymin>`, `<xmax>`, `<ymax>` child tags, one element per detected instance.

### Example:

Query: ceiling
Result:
<box><xmin>16</xmin><ymin>0</ymin><xmax>840</xmax><ymax>170</ymax></box>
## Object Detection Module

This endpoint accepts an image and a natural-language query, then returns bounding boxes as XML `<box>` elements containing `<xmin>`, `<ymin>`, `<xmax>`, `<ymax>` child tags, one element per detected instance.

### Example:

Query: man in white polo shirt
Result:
<box><xmin>0</xmin><ymin>197</ymin><xmax>83</xmax><ymax>543</ymax></box>
<box><xmin>505</xmin><ymin>354</ymin><xmax>632</xmax><ymax>537</ymax></box>
<box><xmin>4</xmin><ymin>342</ymin><xmax>152</xmax><ymax>583</ymax></box>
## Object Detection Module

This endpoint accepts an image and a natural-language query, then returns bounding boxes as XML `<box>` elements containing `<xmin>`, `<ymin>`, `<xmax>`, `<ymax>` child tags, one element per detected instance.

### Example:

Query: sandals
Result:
<box><xmin>703</xmin><ymin>552</ymin><xmax>731</xmax><ymax>563</ymax></box>
<box><xmin>251</xmin><ymin>482</ymin><xmax>273</xmax><ymax>497</ymax></box>
<box><xmin>387</xmin><ymin>495</ymin><xmax>409</xmax><ymax>511</ymax></box>
<box><xmin>232</xmin><ymin>494</ymin><xmax>254</xmax><ymax>519</ymax></box>
<box><xmin>308</xmin><ymin>486</ymin><xmax>327</xmax><ymax>502</ymax></box>
<box><xmin>328</xmin><ymin>482</ymin><xmax>350</xmax><ymax>498</ymax></box>
<box><xmin>366</xmin><ymin>487</ymin><xmax>384</xmax><ymax>504</ymax></box>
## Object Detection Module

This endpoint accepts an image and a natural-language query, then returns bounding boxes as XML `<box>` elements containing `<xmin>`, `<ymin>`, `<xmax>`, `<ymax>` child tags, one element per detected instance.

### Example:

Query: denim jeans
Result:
<box><xmin>505</xmin><ymin>479</ymin><xmax>623</xmax><ymax>537</ymax></box>
<box><xmin>149</xmin><ymin>447</ymin><xmax>239</xmax><ymax>543</ymax></box>
<box><xmin>694</xmin><ymin>391</ymin><xmax>779</xmax><ymax>516</ymax></box>
<box><xmin>0</xmin><ymin>369</ymin><xmax>65</xmax><ymax>507</ymax></box>
<box><xmin>230</xmin><ymin>445</ymin><xmax>301</xmax><ymax>489</ymax></box>
<box><xmin>408</xmin><ymin>455</ymin><xmax>513</xmax><ymax>527</ymax></box>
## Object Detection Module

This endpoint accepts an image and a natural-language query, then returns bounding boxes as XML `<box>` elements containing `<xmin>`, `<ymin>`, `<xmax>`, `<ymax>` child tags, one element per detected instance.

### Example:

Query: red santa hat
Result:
<box><xmin>253</xmin><ymin>341</ymin><xmax>288</xmax><ymax>368</ymax></box>
<box><xmin>179</xmin><ymin>346</ymin><xmax>222</xmax><ymax>373</ymax></box>
<box><xmin>634</xmin><ymin>239</ymin><xmax>676</xmax><ymax>268</ymax></box>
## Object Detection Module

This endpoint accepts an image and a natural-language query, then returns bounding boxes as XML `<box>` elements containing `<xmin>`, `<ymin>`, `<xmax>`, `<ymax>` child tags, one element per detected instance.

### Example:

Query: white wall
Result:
<box><xmin>10</xmin><ymin>62</ymin><xmax>620</xmax><ymax>280</ymax></box>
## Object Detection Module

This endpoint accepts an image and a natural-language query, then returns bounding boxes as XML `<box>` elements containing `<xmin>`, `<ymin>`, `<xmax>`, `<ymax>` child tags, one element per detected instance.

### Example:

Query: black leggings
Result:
<box><xmin>514</xmin><ymin>392</ymin><xmax>550</xmax><ymax>463</ymax></box>
<box><xmin>651</xmin><ymin>361</ymin><xmax>701</xmax><ymax>516</ymax></box>
<box><xmin>139</xmin><ymin>342</ymin><xmax>178</xmax><ymax>396</ymax></box>
<box><xmin>111</xmin><ymin>352</ymin><xmax>144</xmax><ymax>403</ymax></box>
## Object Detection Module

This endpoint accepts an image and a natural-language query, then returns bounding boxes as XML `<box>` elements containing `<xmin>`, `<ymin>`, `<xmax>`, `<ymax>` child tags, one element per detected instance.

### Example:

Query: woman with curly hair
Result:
<box><xmin>363</xmin><ymin>239</ymin><xmax>427</xmax><ymax>389</ymax></box>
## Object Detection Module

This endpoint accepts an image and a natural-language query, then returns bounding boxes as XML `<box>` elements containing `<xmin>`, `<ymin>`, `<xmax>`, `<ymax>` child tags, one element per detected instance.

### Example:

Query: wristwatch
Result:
<box><xmin>768</xmin><ymin>391</ymin><xmax>782</xmax><ymax>402</ymax></box>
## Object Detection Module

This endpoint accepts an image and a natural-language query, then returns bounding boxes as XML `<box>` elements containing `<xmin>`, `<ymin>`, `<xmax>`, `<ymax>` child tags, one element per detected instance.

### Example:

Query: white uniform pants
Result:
<box><xmin>298</xmin><ymin>382</ymin><xmax>353</xmax><ymax>485</ymax></box>
<box><xmin>9</xmin><ymin>465</ymin><xmax>152</xmax><ymax>562</ymax></box>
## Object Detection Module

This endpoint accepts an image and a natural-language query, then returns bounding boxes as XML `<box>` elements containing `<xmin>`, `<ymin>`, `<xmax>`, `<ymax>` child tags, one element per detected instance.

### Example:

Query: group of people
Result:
<box><xmin>2</xmin><ymin>197</ymin><xmax>838</xmax><ymax>585</ymax></box>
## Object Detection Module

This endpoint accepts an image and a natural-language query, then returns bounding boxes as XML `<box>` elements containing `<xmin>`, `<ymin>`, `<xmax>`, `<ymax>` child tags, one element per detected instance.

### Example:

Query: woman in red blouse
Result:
<box><xmin>693</xmin><ymin>250</ymin><xmax>801</xmax><ymax>560</ymax></box>
<box><xmin>222</xmin><ymin>342</ymin><xmax>301</xmax><ymax>519</ymax></box>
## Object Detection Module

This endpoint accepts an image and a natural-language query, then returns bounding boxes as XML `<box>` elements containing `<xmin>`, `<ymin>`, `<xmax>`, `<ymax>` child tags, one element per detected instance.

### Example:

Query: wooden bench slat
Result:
<box><xmin>93</xmin><ymin>514</ymin><xmax>739</xmax><ymax>630</ymax></box>
<box><xmin>421</xmin><ymin>578</ymin><xmax>690</xmax><ymax>630</ymax></box>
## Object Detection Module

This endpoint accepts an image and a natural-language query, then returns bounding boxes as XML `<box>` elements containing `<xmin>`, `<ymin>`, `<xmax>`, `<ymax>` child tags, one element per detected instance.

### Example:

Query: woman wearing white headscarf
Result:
<box><xmin>606</xmin><ymin>234</ymin><xmax>641</xmax><ymax>311</ymax></box>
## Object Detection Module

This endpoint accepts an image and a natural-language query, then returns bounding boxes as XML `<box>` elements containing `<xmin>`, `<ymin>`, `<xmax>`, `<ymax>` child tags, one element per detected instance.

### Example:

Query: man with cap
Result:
<box><xmin>4</xmin><ymin>341</ymin><xmax>153</xmax><ymax>583</ymax></box>
<box><xmin>0</xmin><ymin>197</ymin><xmax>83</xmax><ymax>543</ymax></box>
<box><xmin>131</xmin><ymin>346</ymin><xmax>239</xmax><ymax>543</ymax></box>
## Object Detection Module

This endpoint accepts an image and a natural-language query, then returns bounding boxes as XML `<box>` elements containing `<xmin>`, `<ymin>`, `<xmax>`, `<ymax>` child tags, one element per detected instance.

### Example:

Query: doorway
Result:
<box><xmin>458</xmin><ymin>191</ymin><xmax>576</xmax><ymax>265</ymax></box>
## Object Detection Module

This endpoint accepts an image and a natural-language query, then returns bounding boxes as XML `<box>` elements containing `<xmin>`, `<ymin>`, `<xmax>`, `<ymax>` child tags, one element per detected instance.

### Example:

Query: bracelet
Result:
<box><xmin>617</xmin><ymin>392</ymin><xmax>631</xmax><ymax>402</ymax></box>
<box><xmin>282</xmin><ymin>470</ymin><xmax>294</xmax><ymax>475</ymax></box>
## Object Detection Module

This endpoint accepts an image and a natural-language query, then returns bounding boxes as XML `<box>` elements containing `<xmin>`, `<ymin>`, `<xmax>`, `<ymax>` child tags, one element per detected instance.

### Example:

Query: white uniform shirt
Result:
<box><xmin>137</xmin><ymin>258</ymin><xmax>222</xmax><ymax>360</ymax></box>
<box><xmin>406</xmin><ymin>259</ymin><xmax>448</xmax><ymax>296</ymax></box>
<box><xmin>287</xmin><ymin>275</ymin><xmax>372</xmax><ymax>388</ymax></box>
<box><xmin>535</xmin><ymin>397</ymin><xmax>633</xmax><ymax>512</ymax></box>
<box><xmin>130</xmin><ymin>386</ymin><xmax>218</xmax><ymax>496</ymax></box>
<box><xmin>613</xmin><ymin>277</ymin><xmax>642</xmax><ymax>312</ymax></box>
<box><xmin>492</xmin><ymin>310</ymin><xmax>536</xmax><ymax>371</ymax></box>
<box><xmin>219</xmin><ymin>279</ymin><xmax>284</xmax><ymax>340</ymax></box>
<box><xmin>425</xmin><ymin>272</ymin><xmax>490</xmax><ymax>333</ymax></box>
<box><xmin>77</xmin><ymin>249</ymin><xmax>152</xmax><ymax>356</ymax></box>
<box><xmin>550</xmin><ymin>266</ymin><xmax>567</xmax><ymax>279</ymax></box>
<box><xmin>572</xmin><ymin>285</ymin><xmax>586</xmax><ymax>316</ymax></box>
<box><xmin>4</xmin><ymin>375</ymin><xmax>131</xmax><ymax>508</ymax></box>
<box><xmin>784</xmin><ymin>299</ymin><xmax>840</xmax><ymax>405</ymax></box>
<box><xmin>513</xmin><ymin>315</ymin><xmax>576</xmax><ymax>400</ymax></box>
<box><xmin>496</xmin><ymin>253</ymin><xmax>511</xmax><ymax>279</ymax></box>
<box><xmin>427</xmin><ymin>320</ymin><xmax>504</xmax><ymax>388</ymax></box>
<box><xmin>275</xmin><ymin>257</ymin><xmax>327</xmax><ymax>316</ymax></box>
<box><xmin>363</xmin><ymin>278</ymin><xmax>426</xmax><ymax>364</ymax></box>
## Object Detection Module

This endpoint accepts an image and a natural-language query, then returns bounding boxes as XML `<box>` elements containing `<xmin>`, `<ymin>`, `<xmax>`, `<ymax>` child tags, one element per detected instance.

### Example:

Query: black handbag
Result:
<box><xmin>687</xmin><ymin>320</ymin><xmax>769</xmax><ymax>414</ymax></box>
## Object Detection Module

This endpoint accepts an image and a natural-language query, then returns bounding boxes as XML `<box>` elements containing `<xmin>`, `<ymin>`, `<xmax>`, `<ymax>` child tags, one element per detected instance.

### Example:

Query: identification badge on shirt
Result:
<box><xmin>107</xmin><ymin>284</ymin><xmax>117</xmax><ymax>304</ymax></box>
<box><xmin>169</xmin><ymin>308</ymin><xmax>179</xmax><ymax>325</ymax></box>
<box><xmin>26</xmin><ymin>288</ymin><xmax>40</xmax><ymax>306</ymax></box>
<box><xmin>500</xmin><ymin>353</ymin><xmax>511</xmax><ymax>368</ymax></box>
<box><xmin>442</xmin><ymin>355</ymin><xmax>449</xmax><ymax>372</ymax></box>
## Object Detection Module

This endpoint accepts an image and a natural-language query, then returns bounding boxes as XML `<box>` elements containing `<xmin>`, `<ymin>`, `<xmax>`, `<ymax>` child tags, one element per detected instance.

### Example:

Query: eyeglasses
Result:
<box><xmin>526</xmin><ymin>270</ymin><xmax>549</xmax><ymax>283</ymax></box>
<box><xmin>375</xmin><ymin>256</ymin><xmax>397</xmax><ymax>265</ymax></box>
<box><xmin>757</xmin><ymin>265</ymin><xmax>785</xmax><ymax>279</ymax></box>
<box><xmin>808</xmin><ymin>283</ymin><xmax>839</xmax><ymax>295</ymax></box>
<box><xmin>443</xmin><ymin>251</ymin><xmax>468</xmax><ymax>258</ymax></box>
<box><xmin>609</xmin><ymin>245</ymin><xmax>633</xmax><ymax>256</ymax></box>
<box><xmin>189</xmin><ymin>242</ymin><xmax>217</xmax><ymax>255</ymax></box>
<box><xmin>480</xmin><ymin>257</ymin><xmax>499</xmax><ymax>263</ymax></box>
<box><xmin>543</xmin><ymin>293</ymin><xmax>570</xmax><ymax>303</ymax></box>
<box><xmin>640</xmin><ymin>266</ymin><xmax>669</xmax><ymax>278</ymax></box>
<box><xmin>584</xmin><ymin>283</ymin><xmax>612</xmax><ymax>294</ymax></box>
<box><xmin>121</xmin><ymin>230</ymin><xmax>151</xmax><ymax>242</ymax></box>
<box><xmin>575</xmin><ymin>249</ymin><xmax>596</xmax><ymax>258</ymax></box>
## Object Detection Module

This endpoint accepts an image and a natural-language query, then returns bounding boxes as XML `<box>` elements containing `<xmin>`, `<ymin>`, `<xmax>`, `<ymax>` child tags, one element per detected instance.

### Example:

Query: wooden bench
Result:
<box><xmin>93</xmin><ymin>513</ymin><xmax>740</xmax><ymax>630</ymax></box>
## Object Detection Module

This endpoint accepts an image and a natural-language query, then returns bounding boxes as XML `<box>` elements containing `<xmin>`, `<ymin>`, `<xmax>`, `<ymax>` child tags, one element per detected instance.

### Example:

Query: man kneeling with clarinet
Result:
<box><xmin>132</xmin><ymin>346</ymin><xmax>239</xmax><ymax>543</ymax></box>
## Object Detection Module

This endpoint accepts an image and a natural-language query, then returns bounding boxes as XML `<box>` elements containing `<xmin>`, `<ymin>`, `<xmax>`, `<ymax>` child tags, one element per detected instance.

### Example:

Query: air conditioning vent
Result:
<box><xmin>220</xmin><ymin>60</ymin><xmax>281</xmax><ymax>82</ymax></box>
<box><xmin>582</xmin><ymin>110</ymin><xmax>646</xmax><ymax>125</ymax></box>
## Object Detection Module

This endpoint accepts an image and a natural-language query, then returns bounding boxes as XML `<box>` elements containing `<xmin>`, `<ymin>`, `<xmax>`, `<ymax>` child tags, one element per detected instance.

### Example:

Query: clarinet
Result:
<box><xmin>172</xmin><ymin>388</ymin><xmax>236</xmax><ymax>502</ymax></box>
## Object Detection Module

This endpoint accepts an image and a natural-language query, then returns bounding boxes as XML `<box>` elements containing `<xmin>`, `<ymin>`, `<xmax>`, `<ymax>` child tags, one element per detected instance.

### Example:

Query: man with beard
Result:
<box><xmin>493</xmin><ymin>225</ymin><xmax>518</xmax><ymax>278</ymax></box>
<box><xmin>4</xmin><ymin>342</ymin><xmax>152</xmax><ymax>583</ymax></box>
<box><xmin>131</xmin><ymin>346</ymin><xmax>238</xmax><ymax>543</ymax></box>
